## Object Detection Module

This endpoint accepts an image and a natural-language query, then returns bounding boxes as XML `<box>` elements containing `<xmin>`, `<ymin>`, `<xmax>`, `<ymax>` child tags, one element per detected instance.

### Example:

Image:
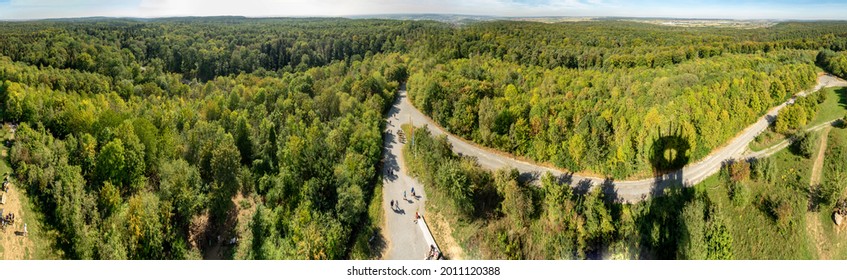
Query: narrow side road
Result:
<box><xmin>743</xmin><ymin>119</ymin><xmax>840</xmax><ymax>159</ymax></box>
<box><xmin>381</xmin><ymin>89</ymin><xmax>430</xmax><ymax>260</ymax></box>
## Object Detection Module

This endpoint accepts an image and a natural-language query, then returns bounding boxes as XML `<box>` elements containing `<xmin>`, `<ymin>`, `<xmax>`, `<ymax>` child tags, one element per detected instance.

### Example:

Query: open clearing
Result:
<box><xmin>0</xmin><ymin>125</ymin><xmax>58</xmax><ymax>260</ymax></box>
<box><xmin>0</xmin><ymin>182</ymin><xmax>35</xmax><ymax>259</ymax></box>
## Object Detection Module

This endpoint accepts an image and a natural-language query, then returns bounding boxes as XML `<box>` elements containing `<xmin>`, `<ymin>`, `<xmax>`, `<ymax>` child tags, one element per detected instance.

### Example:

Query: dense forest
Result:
<box><xmin>2</xmin><ymin>52</ymin><xmax>407</xmax><ymax>258</ymax></box>
<box><xmin>0</xmin><ymin>18</ymin><xmax>431</xmax><ymax>81</ymax></box>
<box><xmin>0</xmin><ymin>18</ymin><xmax>846</xmax><ymax>259</ymax></box>
<box><xmin>817</xmin><ymin>49</ymin><xmax>847</xmax><ymax>79</ymax></box>
<box><xmin>0</xmin><ymin>18</ymin><xmax>413</xmax><ymax>258</ymax></box>
<box><xmin>407</xmin><ymin>21</ymin><xmax>847</xmax><ymax>178</ymax></box>
<box><xmin>409</xmin><ymin>53</ymin><xmax>816</xmax><ymax>177</ymax></box>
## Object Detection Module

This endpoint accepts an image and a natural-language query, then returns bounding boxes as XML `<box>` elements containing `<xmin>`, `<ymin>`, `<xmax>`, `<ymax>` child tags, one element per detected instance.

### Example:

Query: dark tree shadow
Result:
<box><xmin>557</xmin><ymin>172</ymin><xmax>574</xmax><ymax>188</ymax></box>
<box><xmin>634</xmin><ymin>185</ymin><xmax>695</xmax><ymax>259</ymax></box>
<box><xmin>765</xmin><ymin>114</ymin><xmax>776</xmax><ymax>124</ymax></box>
<box><xmin>573</xmin><ymin>178</ymin><xmax>595</xmax><ymax>196</ymax></box>
<box><xmin>203</xmin><ymin>199</ymin><xmax>239</xmax><ymax>260</ymax></box>
<box><xmin>834</xmin><ymin>119</ymin><xmax>847</xmax><ymax>129</ymax></box>
<box><xmin>367</xmin><ymin>227</ymin><xmax>388</xmax><ymax>259</ymax></box>
<box><xmin>600</xmin><ymin>177</ymin><xmax>621</xmax><ymax>204</ymax></box>
<box><xmin>380</xmin><ymin>131</ymin><xmax>401</xmax><ymax>182</ymax></box>
<box><xmin>473</xmin><ymin>175</ymin><xmax>503</xmax><ymax>219</ymax></box>
<box><xmin>517</xmin><ymin>170</ymin><xmax>541</xmax><ymax>184</ymax></box>
<box><xmin>837</xmin><ymin>88</ymin><xmax>847</xmax><ymax>110</ymax></box>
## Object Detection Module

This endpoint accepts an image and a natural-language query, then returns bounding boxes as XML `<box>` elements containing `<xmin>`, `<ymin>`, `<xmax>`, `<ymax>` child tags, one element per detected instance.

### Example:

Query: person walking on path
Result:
<box><xmin>411</xmin><ymin>187</ymin><xmax>416</xmax><ymax>198</ymax></box>
<box><xmin>390</xmin><ymin>200</ymin><xmax>395</xmax><ymax>210</ymax></box>
<box><xmin>403</xmin><ymin>190</ymin><xmax>407</xmax><ymax>200</ymax></box>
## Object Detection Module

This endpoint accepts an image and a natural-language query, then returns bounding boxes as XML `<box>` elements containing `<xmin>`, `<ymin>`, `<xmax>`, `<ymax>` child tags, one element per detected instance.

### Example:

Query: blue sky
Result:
<box><xmin>0</xmin><ymin>0</ymin><xmax>845</xmax><ymax>20</ymax></box>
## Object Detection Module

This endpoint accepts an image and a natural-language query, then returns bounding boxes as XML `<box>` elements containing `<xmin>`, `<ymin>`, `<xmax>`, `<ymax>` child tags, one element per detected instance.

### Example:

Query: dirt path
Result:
<box><xmin>743</xmin><ymin>120</ymin><xmax>837</xmax><ymax>159</ymax></box>
<box><xmin>805</xmin><ymin>212</ymin><xmax>829</xmax><ymax>259</ymax></box>
<box><xmin>0</xmin><ymin>183</ymin><xmax>36</xmax><ymax>259</ymax></box>
<box><xmin>805</xmin><ymin>211</ymin><xmax>847</xmax><ymax>259</ymax></box>
<box><xmin>810</xmin><ymin>127</ymin><xmax>831</xmax><ymax>186</ymax></box>
<box><xmin>804</xmin><ymin>126</ymin><xmax>847</xmax><ymax>260</ymax></box>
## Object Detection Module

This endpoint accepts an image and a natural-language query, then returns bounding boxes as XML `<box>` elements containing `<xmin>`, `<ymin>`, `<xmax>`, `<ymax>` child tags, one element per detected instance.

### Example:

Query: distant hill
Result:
<box><xmin>346</xmin><ymin>14</ymin><xmax>504</xmax><ymax>24</ymax></box>
<box><xmin>345</xmin><ymin>14</ymin><xmax>784</xmax><ymax>27</ymax></box>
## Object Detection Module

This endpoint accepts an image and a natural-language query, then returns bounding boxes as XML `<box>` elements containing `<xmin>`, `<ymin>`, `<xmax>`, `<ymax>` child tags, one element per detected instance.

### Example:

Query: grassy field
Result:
<box><xmin>805</xmin><ymin>126</ymin><xmax>847</xmax><ymax>259</ymax></box>
<box><xmin>697</xmin><ymin>147</ymin><xmax>816</xmax><ymax>259</ymax></box>
<box><xmin>809</xmin><ymin>87</ymin><xmax>847</xmax><ymax>127</ymax></box>
<box><xmin>696</xmin><ymin>125</ymin><xmax>847</xmax><ymax>259</ymax></box>
<box><xmin>750</xmin><ymin>130</ymin><xmax>786</xmax><ymax>152</ymax></box>
<box><xmin>10</xmin><ymin>183</ymin><xmax>64</xmax><ymax>259</ymax></box>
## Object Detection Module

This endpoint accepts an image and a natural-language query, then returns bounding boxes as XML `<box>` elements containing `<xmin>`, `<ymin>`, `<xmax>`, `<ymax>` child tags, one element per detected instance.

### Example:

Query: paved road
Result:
<box><xmin>381</xmin><ymin>89</ymin><xmax>430</xmax><ymax>260</ymax></box>
<box><xmin>392</xmin><ymin>74</ymin><xmax>847</xmax><ymax>203</ymax></box>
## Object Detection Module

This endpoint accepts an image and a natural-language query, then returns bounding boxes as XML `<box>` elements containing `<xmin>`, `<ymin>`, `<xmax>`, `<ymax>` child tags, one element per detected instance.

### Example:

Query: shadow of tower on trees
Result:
<box><xmin>648</xmin><ymin>125</ymin><xmax>691</xmax><ymax>196</ymax></box>
<box><xmin>630</xmin><ymin>125</ymin><xmax>694</xmax><ymax>259</ymax></box>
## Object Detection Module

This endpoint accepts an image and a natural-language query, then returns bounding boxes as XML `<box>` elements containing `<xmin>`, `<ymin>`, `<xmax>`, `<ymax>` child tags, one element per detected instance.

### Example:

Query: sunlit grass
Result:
<box><xmin>809</xmin><ymin>87</ymin><xmax>847</xmax><ymax>127</ymax></box>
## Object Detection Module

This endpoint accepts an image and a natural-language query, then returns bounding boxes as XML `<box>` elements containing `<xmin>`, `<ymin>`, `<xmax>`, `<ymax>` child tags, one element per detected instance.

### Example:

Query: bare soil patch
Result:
<box><xmin>190</xmin><ymin>192</ymin><xmax>255</xmax><ymax>260</ymax></box>
<box><xmin>806</xmin><ymin>212</ymin><xmax>829</xmax><ymax>259</ymax></box>
<box><xmin>805</xmin><ymin>212</ymin><xmax>847</xmax><ymax>259</ymax></box>
<box><xmin>0</xmin><ymin>183</ymin><xmax>36</xmax><ymax>259</ymax></box>
<box><xmin>425</xmin><ymin>211</ymin><xmax>464</xmax><ymax>260</ymax></box>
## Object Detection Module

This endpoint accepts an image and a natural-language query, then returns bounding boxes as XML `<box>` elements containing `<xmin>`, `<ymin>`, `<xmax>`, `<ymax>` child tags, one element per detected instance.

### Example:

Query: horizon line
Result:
<box><xmin>1</xmin><ymin>14</ymin><xmax>846</xmax><ymax>22</ymax></box>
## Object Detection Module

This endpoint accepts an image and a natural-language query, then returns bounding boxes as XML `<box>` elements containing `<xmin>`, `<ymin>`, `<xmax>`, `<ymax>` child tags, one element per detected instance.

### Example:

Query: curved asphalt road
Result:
<box><xmin>380</xmin><ymin>74</ymin><xmax>846</xmax><ymax>259</ymax></box>
<box><xmin>389</xmin><ymin>74</ymin><xmax>847</xmax><ymax>203</ymax></box>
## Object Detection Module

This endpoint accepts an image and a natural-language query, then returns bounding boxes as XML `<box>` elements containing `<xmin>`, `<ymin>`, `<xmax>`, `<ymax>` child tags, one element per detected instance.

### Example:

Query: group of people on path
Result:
<box><xmin>3</xmin><ymin>173</ymin><xmax>10</xmax><ymax>192</ymax></box>
<box><xmin>403</xmin><ymin>187</ymin><xmax>417</xmax><ymax>200</ymax></box>
<box><xmin>389</xmin><ymin>199</ymin><xmax>421</xmax><ymax>224</ymax></box>
<box><xmin>390</xmin><ymin>187</ymin><xmax>419</xmax><ymax>206</ymax></box>
<box><xmin>390</xmin><ymin>187</ymin><xmax>422</xmax><ymax>223</ymax></box>
<box><xmin>389</xmin><ymin>199</ymin><xmax>398</xmax><ymax>211</ymax></box>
